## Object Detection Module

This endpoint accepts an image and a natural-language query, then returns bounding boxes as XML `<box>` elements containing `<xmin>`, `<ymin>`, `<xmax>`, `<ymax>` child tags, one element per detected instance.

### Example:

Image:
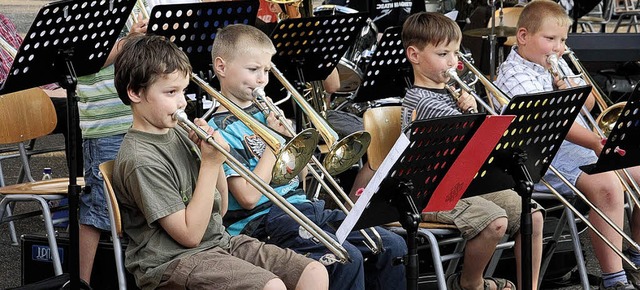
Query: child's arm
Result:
<box><xmin>565</xmin><ymin>121</ymin><xmax>604</xmax><ymax>156</ymax></box>
<box><xmin>217</xmin><ymin>165</ymin><xmax>228</xmax><ymax>216</ymax></box>
<box><xmin>104</xmin><ymin>16</ymin><xmax>147</xmax><ymax>68</ymax></box>
<box><xmin>228</xmin><ymin>110</ymin><xmax>295</xmax><ymax>210</ymax></box>
<box><xmin>158</xmin><ymin>119</ymin><xmax>229</xmax><ymax>248</ymax></box>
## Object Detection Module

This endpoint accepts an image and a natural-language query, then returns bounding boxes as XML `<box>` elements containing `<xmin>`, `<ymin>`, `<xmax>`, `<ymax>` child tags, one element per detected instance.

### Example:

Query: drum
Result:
<box><xmin>424</xmin><ymin>0</ymin><xmax>443</xmax><ymax>12</ymax></box>
<box><xmin>313</xmin><ymin>5</ymin><xmax>378</xmax><ymax>92</ymax></box>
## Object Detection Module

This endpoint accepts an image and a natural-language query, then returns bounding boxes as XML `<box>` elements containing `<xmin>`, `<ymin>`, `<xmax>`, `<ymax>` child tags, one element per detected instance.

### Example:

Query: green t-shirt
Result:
<box><xmin>113</xmin><ymin>127</ymin><xmax>230</xmax><ymax>290</ymax></box>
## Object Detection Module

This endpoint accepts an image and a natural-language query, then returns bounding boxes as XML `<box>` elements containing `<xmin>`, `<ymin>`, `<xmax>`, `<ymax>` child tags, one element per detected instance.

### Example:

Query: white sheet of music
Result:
<box><xmin>336</xmin><ymin>133</ymin><xmax>410</xmax><ymax>244</ymax></box>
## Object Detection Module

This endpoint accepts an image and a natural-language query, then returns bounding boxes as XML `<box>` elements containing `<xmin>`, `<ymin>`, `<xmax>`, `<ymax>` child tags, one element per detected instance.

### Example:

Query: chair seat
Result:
<box><xmin>0</xmin><ymin>177</ymin><xmax>84</xmax><ymax>195</ymax></box>
<box><xmin>385</xmin><ymin>221</ymin><xmax>458</xmax><ymax>230</ymax></box>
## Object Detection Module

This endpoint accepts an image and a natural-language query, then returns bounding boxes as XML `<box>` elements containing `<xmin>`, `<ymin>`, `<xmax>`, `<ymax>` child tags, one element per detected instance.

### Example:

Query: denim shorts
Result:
<box><xmin>79</xmin><ymin>134</ymin><xmax>125</xmax><ymax>231</ymax></box>
<box><xmin>533</xmin><ymin>140</ymin><xmax>598</xmax><ymax>196</ymax></box>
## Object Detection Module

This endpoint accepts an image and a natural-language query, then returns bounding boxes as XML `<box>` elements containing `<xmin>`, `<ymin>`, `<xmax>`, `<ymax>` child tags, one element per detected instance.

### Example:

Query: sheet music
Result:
<box><xmin>336</xmin><ymin>133</ymin><xmax>410</xmax><ymax>244</ymax></box>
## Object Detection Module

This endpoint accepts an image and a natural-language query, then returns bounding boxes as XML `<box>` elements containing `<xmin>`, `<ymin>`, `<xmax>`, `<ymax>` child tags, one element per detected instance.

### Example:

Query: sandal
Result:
<box><xmin>446</xmin><ymin>272</ymin><xmax>517</xmax><ymax>290</ymax></box>
<box><xmin>484</xmin><ymin>277</ymin><xmax>516</xmax><ymax>290</ymax></box>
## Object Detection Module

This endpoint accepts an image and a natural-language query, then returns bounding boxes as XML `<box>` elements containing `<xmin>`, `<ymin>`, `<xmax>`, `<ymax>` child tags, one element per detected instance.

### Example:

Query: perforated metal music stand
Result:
<box><xmin>148</xmin><ymin>0</ymin><xmax>259</xmax><ymax>77</ymax></box>
<box><xmin>269</xmin><ymin>12</ymin><xmax>368</xmax><ymax>83</ymax></box>
<box><xmin>581</xmin><ymin>84</ymin><xmax>640</xmax><ymax>174</ymax></box>
<box><xmin>465</xmin><ymin>85</ymin><xmax>592</xmax><ymax>290</ymax></box>
<box><xmin>0</xmin><ymin>0</ymin><xmax>134</xmax><ymax>288</ymax></box>
<box><xmin>349</xmin><ymin>113</ymin><xmax>511</xmax><ymax>290</ymax></box>
<box><xmin>148</xmin><ymin>0</ymin><xmax>259</xmax><ymax>117</ymax></box>
<box><xmin>355</xmin><ymin>26</ymin><xmax>413</xmax><ymax>102</ymax></box>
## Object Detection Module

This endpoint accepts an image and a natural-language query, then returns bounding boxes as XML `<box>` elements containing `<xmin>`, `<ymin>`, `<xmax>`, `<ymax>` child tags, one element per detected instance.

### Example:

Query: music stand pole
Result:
<box><xmin>510</xmin><ymin>152</ymin><xmax>534</xmax><ymax>290</ymax></box>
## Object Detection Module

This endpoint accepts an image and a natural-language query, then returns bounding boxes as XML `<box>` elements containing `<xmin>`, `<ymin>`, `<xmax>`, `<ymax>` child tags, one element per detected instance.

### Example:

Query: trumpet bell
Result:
<box><xmin>323</xmin><ymin>131</ymin><xmax>371</xmax><ymax>175</ymax></box>
<box><xmin>274</xmin><ymin>128</ymin><xmax>320</xmax><ymax>185</ymax></box>
<box><xmin>596</xmin><ymin>101</ymin><xmax>626</xmax><ymax>137</ymax></box>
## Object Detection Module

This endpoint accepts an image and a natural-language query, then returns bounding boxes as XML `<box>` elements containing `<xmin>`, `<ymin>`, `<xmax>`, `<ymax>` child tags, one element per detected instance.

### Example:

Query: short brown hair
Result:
<box><xmin>114</xmin><ymin>34</ymin><xmax>192</xmax><ymax>105</ymax></box>
<box><xmin>518</xmin><ymin>0</ymin><xmax>573</xmax><ymax>33</ymax></box>
<box><xmin>402</xmin><ymin>12</ymin><xmax>462</xmax><ymax>50</ymax></box>
<box><xmin>211</xmin><ymin>24</ymin><xmax>276</xmax><ymax>64</ymax></box>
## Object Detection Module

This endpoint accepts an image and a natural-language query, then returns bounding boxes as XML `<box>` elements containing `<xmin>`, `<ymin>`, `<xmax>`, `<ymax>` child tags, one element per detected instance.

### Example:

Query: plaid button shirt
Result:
<box><xmin>0</xmin><ymin>13</ymin><xmax>22</xmax><ymax>83</ymax></box>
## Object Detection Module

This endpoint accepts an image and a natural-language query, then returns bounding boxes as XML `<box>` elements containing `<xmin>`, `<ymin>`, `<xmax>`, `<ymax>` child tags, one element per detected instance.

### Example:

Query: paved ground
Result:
<box><xmin>0</xmin><ymin>1</ymin><xmax>634</xmax><ymax>289</ymax></box>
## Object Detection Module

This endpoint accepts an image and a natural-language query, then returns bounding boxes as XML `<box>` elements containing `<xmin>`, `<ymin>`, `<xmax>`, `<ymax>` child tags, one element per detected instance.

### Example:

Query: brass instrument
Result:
<box><xmin>173</xmin><ymin>109</ymin><xmax>350</xmax><ymax>263</ymax></box>
<box><xmin>445</xmin><ymin>68</ymin><xmax>478</xmax><ymax>114</ymax></box>
<box><xmin>457</xmin><ymin>51</ymin><xmax>640</xmax><ymax>268</ymax></box>
<box><xmin>456</xmin><ymin>52</ymin><xmax>513</xmax><ymax>113</ymax></box>
<box><xmin>269</xmin><ymin>64</ymin><xmax>371</xmax><ymax>176</ymax></box>
<box><xmin>190</xmin><ymin>73</ymin><xmax>319</xmax><ymax>185</ymax></box>
<box><xmin>252</xmin><ymin>87</ymin><xmax>383</xmax><ymax>253</ymax></box>
<box><xmin>0</xmin><ymin>36</ymin><xmax>17</xmax><ymax>58</ymax></box>
<box><xmin>265</xmin><ymin>0</ymin><xmax>303</xmax><ymax>21</ymax></box>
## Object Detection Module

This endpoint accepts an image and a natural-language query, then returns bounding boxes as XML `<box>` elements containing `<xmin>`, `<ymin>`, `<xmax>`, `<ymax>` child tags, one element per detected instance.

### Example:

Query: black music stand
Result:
<box><xmin>341</xmin><ymin>113</ymin><xmax>513</xmax><ymax>290</ymax></box>
<box><xmin>581</xmin><ymin>83</ymin><xmax>640</xmax><ymax>174</ymax></box>
<box><xmin>0</xmin><ymin>0</ymin><xmax>133</xmax><ymax>288</ymax></box>
<box><xmin>269</xmin><ymin>13</ymin><xmax>368</xmax><ymax>83</ymax></box>
<box><xmin>355</xmin><ymin>26</ymin><xmax>413</xmax><ymax>102</ymax></box>
<box><xmin>465</xmin><ymin>85</ymin><xmax>592</xmax><ymax>290</ymax></box>
<box><xmin>148</xmin><ymin>0</ymin><xmax>259</xmax><ymax>117</ymax></box>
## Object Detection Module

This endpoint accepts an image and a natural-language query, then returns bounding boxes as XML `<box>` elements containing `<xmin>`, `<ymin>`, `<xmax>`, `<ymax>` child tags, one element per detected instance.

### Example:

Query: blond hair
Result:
<box><xmin>518</xmin><ymin>0</ymin><xmax>573</xmax><ymax>33</ymax></box>
<box><xmin>402</xmin><ymin>12</ymin><xmax>462</xmax><ymax>50</ymax></box>
<box><xmin>211</xmin><ymin>24</ymin><xmax>276</xmax><ymax>63</ymax></box>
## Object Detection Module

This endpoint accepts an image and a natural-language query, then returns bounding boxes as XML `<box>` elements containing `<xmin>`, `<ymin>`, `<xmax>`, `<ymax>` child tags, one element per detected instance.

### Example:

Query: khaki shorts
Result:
<box><xmin>158</xmin><ymin>235</ymin><xmax>313</xmax><ymax>290</ymax></box>
<box><xmin>422</xmin><ymin>189</ymin><xmax>542</xmax><ymax>240</ymax></box>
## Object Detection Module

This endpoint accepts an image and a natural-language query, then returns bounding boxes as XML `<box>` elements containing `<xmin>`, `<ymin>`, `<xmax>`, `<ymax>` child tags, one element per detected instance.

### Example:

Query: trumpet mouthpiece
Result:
<box><xmin>252</xmin><ymin>87</ymin><xmax>266</xmax><ymax>100</ymax></box>
<box><xmin>446</xmin><ymin>68</ymin><xmax>458</xmax><ymax>78</ymax></box>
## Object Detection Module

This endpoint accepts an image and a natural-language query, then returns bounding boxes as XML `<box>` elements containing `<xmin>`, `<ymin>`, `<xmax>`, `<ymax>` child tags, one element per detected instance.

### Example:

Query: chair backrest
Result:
<box><xmin>99</xmin><ymin>160</ymin><xmax>122</xmax><ymax>237</ymax></box>
<box><xmin>363</xmin><ymin>106</ymin><xmax>402</xmax><ymax>170</ymax></box>
<box><xmin>0</xmin><ymin>88</ymin><xmax>57</xmax><ymax>144</ymax></box>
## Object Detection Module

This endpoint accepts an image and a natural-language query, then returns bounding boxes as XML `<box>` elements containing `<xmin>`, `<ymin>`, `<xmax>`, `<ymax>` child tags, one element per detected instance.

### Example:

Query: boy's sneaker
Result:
<box><xmin>600</xmin><ymin>281</ymin><xmax>636</xmax><ymax>290</ymax></box>
<box><xmin>623</xmin><ymin>250</ymin><xmax>640</xmax><ymax>289</ymax></box>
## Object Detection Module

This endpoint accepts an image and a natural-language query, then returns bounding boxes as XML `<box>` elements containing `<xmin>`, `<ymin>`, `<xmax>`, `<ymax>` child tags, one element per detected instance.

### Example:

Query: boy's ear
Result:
<box><xmin>214</xmin><ymin>56</ymin><xmax>226</xmax><ymax>77</ymax></box>
<box><xmin>406</xmin><ymin>45</ymin><xmax>420</xmax><ymax>64</ymax></box>
<box><xmin>516</xmin><ymin>27</ymin><xmax>528</xmax><ymax>46</ymax></box>
<box><xmin>127</xmin><ymin>87</ymin><xmax>143</xmax><ymax>104</ymax></box>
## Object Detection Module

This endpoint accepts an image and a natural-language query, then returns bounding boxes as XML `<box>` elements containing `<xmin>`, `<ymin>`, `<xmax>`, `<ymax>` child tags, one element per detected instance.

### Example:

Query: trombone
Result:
<box><xmin>548</xmin><ymin>52</ymin><xmax>640</xmax><ymax>216</ymax></box>
<box><xmin>173</xmin><ymin>109</ymin><xmax>350</xmax><ymax>263</ymax></box>
<box><xmin>452</xmin><ymin>51</ymin><xmax>640</xmax><ymax>268</ymax></box>
<box><xmin>190</xmin><ymin>73</ymin><xmax>319</xmax><ymax>185</ymax></box>
<box><xmin>0</xmin><ymin>35</ymin><xmax>17</xmax><ymax>58</ymax></box>
<box><xmin>270</xmin><ymin>63</ymin><xmax>372</xmax><ymax>176</ymax></box>
<box><xmin>252</xmin><ymin>87</ymin><xmax>383</xmax><ymax>254</ymax></box>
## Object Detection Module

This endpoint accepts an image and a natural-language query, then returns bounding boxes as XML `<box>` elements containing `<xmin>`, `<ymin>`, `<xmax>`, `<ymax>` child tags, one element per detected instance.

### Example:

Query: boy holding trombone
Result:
<box><xmin>111</xmin><ymin>34</ymin><xmax>328</xmax><ymax>290</ymax></box>
<box><xmin>206</xmin><ymin>24</ymin><xmax>407</xmax><ymax>290</ymax></box>
<box><xmin>401</xmin><ymin>12</ymin><xmax>545</xmax><ymax>290</ymax></box>
<box><xmin>495</xmin><ymin>1</ymin><xmax>640</xmax><ymax>289</ymax></box>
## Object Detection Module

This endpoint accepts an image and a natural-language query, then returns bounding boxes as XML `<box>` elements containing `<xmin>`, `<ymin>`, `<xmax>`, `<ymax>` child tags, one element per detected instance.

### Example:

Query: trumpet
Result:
<box><xmin>458</xmin><ymin>51</ymin><xmax>640</xmax><ymax>268</ymax></box>
<box><xmin>270</xmin><ymin>63</ymin><xmax>371</xmax><ymax>175</ymax></box>
<box><xmin>445</xmin><ymin>68</ymin><xmax>477</xmax><ymax>114</ymax></box>
<box><xmin>190</xmin><ymin>73</ymin><xmax>319</xmax><ymax>185</ymax></box>
<box><xmin>252</xmin><ymin>87</ymin><xmax>383</xmax><ymax>253</ymax></box>
<box><xmin>173</xmin><ymin>109</ymin><xmax>350</xmax><ymax>263</ymax></box>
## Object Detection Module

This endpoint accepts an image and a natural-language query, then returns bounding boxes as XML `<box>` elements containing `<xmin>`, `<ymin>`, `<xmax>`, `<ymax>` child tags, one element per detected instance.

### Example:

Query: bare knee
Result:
<box><xmin>480</xmin><ymin>217</ymin><xmax>508</xmax><ymax>241</ymax></box>
<box><xmin>296</xmin><ymin>261</ymin><xmax>329</xmax><ymax>290</ymax></box>
<box><xmin>263</xmin><ymin>278</ymin><xmax>286</xmax><ymax>290</ymax></box>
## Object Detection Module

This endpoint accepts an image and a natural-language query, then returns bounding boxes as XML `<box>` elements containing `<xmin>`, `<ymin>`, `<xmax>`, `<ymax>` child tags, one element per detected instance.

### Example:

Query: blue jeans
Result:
<box><xmin>255</xmin><ymin>199</ymin><xmax>407</xmax><ymax>290</ymax></box>
<box><xmin>79</xmin><ymin>134</ymin><xmax>125</xmax><ymax>231</ymax></box>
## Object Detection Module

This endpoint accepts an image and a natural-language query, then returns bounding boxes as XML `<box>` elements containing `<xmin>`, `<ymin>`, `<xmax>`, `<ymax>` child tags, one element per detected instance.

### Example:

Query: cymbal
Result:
<box><xmin>464</xmin><ymin>26</ymin><xmax>517</xmax><ymax>38</ymax></box>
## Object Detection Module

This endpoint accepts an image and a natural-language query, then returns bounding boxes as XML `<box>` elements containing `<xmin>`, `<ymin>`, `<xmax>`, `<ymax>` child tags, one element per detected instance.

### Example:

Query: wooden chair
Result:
<box><xmin>363</xmin><ymin>106</ymin><xmax>403</xmax><ymax>170</ymax></box>
<box><xmin>98</xmin><ymin>160</ymin><xmax>127</xmax><ymax>290</ymax></box>
<box><xmin>0</xmin><ymin>88</ymin><xmax>83</xmax><ymax>276</ymax></box>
